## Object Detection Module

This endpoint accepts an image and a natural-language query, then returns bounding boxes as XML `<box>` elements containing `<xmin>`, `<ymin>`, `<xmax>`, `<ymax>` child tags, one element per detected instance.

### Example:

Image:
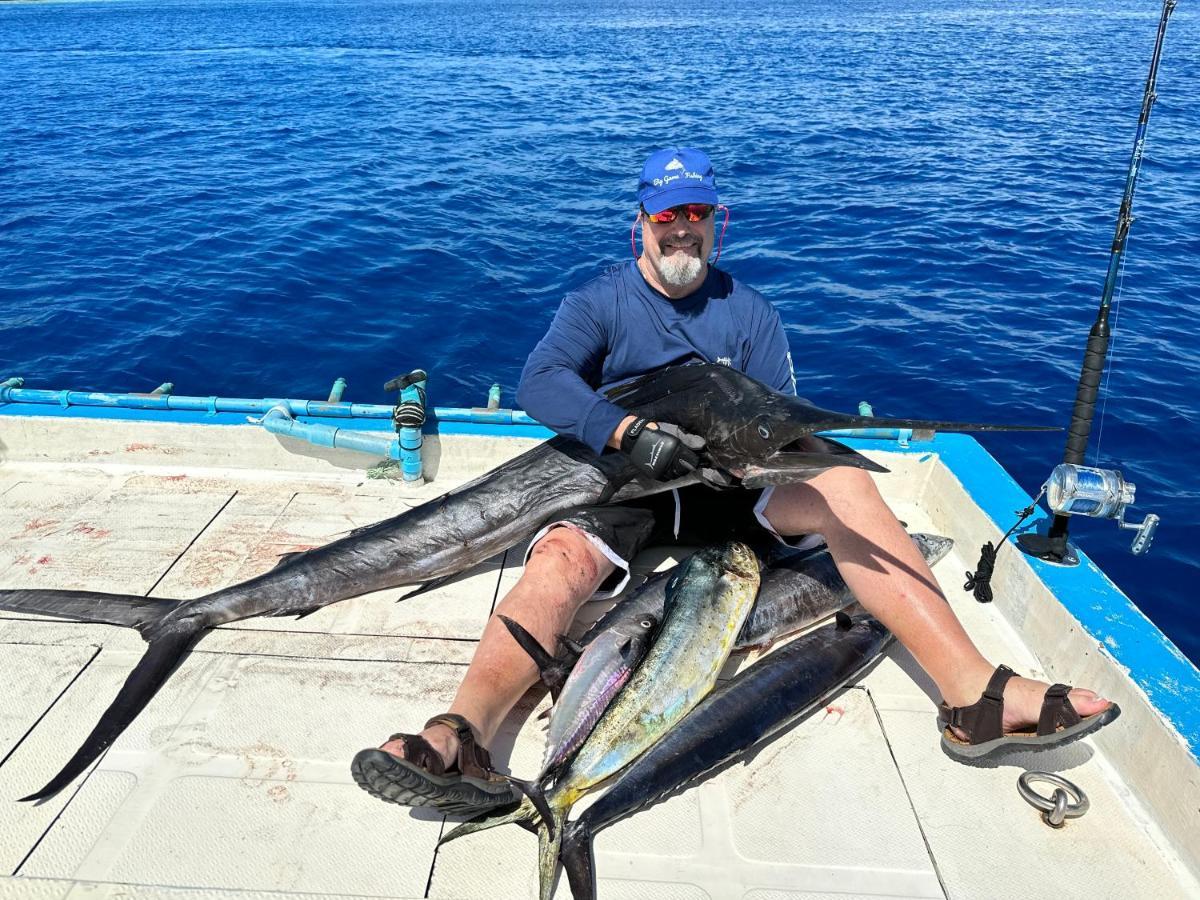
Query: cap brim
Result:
<box><xmin>641</xmin><ymin>185</ymin><xmax>719</xmax><ymax>215</ymax></box>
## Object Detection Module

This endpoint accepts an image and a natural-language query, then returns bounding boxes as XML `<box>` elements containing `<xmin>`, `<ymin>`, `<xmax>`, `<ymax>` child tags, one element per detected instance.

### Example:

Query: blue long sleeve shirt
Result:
<box><xmin>518</xmin><ymin>260</ymin><xmax>795</xmax><ymax>453</ymax></box>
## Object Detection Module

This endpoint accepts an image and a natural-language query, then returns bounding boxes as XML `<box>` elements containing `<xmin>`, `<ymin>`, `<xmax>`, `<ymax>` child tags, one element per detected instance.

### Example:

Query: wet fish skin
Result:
<box><xmin>559</xmin><ymin>612</ymin><xmax>894</xmax><ymax>900</ymax></box>
<box><xmin>442</xmin><ymin>542</ymin><xmax>761</xmax><ymax>900</ymax></box>
<box><xmin>538</xmin><ymin>613</ymin><xmax>658</xmax><ymax>780</ymax></box>
<box><xmin>579</xmin><ymin>532</ymin><xmax>952</xmax><ymax>653</ymax></box>
<box><xmin>0</xmin><ymin>360</ymin><xmax>1027</xmax><ymax>801</ymax></box>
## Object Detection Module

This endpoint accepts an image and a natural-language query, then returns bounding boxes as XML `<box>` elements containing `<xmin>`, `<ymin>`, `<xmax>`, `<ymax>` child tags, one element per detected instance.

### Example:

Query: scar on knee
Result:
<box><xmin>532</xmin><ymin>531</ymin><xmax>601</xmax><ymax>585</ymax></box>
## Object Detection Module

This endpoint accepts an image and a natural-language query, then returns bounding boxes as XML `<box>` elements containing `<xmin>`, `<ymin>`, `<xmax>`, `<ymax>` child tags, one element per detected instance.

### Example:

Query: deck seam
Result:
<box><xmin>6</xmin><ymin>645</ymin><xmax>105</xmax><ymax>877</ymax></box>
<box><xmin>143</xmin><ymin>489</ymin><xmax>240</xmax><ymax>599</ymax></box>
<box><xmin>0</xmin><ymin>645</ymin><xmax>103</xmax><ymax>774</ymax></box>
<box><xmin>864</xmin><ymin>683</ymin><xmax>951</xmax><ymax>900</ymax></box>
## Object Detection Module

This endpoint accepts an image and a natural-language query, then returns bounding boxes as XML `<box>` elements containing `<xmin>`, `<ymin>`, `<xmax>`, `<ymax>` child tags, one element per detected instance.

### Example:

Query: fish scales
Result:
<box><xmin>558</xmin><ymin>543</ymin><xmax>759</xmax><ymax>799</ymax></box>
<box><xmin>558</xmin><ymin>613</ymin><xmax>894</xmax><ymax>900</ymax></box>
<box><xmin>541</xmin><ymin>615</ymin><xmax>656</xmax><ymax>778</ymax></box>
<box><xmin>0</xmin><ymin>361</ymin><xmax>1033</xmax><ymax>801</ymax></box>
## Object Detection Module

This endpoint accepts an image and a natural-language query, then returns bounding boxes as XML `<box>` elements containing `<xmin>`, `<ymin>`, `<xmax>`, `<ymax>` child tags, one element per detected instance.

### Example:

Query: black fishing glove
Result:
<box><xmin>620</xmin><ymin>418</ymin><xmax>704</xmax><ymax>481</ymax></box>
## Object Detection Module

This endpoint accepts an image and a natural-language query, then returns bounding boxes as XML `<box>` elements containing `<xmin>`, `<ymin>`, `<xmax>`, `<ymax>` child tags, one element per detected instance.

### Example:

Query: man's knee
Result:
<box><xmin>528</xmin><ymin>526</ymin><xmax>613</xmax><ymax>590</ymax></box>
<box><xmin>765</xmin><ymin>467</ymin><xmax>884</xmax><ymax>534</ymax></box>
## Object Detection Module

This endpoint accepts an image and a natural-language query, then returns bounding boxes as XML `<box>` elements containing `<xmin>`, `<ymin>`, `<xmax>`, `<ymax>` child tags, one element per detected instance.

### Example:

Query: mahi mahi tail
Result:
<box><xmin>0</xmin><ymin>588</ymin><xmax>201</xmax><ymax>802</ymax></box>
<box><xmin>439</xmin><ymin>796</ymin><xmax>539</xmax><ymax>844</ymax></box>
<box><xmin>536</xmin><ymin>811</ymin><xmax>567</xmax><ymax>900</ymax></box>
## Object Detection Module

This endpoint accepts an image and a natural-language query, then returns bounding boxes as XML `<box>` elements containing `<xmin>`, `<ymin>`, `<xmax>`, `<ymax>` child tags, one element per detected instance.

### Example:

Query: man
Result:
<box><xmin>352</xmin><ymin>148</ymin><xmax>1117</xmax><ymax>814</ymax></box>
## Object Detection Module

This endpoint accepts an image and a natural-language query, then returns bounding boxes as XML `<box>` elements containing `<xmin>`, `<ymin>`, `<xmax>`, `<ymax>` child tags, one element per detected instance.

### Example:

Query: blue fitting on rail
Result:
<box><xmin>0</xmin><ymin>377</ymin><xmax>24</xmax><ymax>403</ymax></box>
<box><xmin>256</xmin><ymin>404</ymin><xmax>400</xmax><ymax>460</ymax></box>
<box><xmin>328</xmin><ymin>378</ymin><xmax>347</xmax><ymax>403</ymax></box>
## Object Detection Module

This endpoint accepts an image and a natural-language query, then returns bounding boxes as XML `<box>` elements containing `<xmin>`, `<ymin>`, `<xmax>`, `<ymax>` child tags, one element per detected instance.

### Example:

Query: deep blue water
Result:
<box><xmin>1</xmin><ymin>0</ymin><xmax>1197</xmax><ymax>664</ymax></box>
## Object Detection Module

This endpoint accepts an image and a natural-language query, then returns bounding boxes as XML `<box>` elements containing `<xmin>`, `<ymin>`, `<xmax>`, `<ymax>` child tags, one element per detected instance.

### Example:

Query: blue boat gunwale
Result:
<box><xmin>2</xmin><ymin>401</ymin><xmax>1197</xmax><ymax>761</ymax></box>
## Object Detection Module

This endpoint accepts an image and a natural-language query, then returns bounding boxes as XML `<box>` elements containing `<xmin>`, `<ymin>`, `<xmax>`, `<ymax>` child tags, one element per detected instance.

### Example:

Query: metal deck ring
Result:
<box><xmin>1018</xmin><ymin>771</ymin><xmax>1089</xmax><ymax>827</ymax></box>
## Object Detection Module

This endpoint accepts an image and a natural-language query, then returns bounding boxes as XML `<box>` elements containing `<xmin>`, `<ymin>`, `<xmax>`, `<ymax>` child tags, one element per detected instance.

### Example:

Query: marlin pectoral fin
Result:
<box><xmin>741</xmin><ymin>453</ymin><xmax>889</xmax><ymax>489</ymax></box>
<box><xmin>498</xmin><ymin>615</ymin><xmax>569</xmax><ymax>698</ymax></box>
<box><xmin>20</xmin><ymin>627</ymin><xmax>201</xmax><ymax>802</ymax></box>
<box><xmin>395</xmin><ymin>574</ymin><xmax>456</xmax><ymax>602</ymax></box>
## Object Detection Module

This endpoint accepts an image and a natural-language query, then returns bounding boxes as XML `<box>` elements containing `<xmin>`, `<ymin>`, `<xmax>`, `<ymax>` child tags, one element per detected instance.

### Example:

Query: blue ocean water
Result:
<box><xmin>0</xmin><ymin>0</ymin><xmax>1197</xmax><ymax>663</ymax></box>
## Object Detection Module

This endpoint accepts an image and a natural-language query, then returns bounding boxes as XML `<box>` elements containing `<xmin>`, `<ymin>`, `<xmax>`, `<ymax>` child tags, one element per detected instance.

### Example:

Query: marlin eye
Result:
<box><xmin>639</xmin><ymin>619</ymin><xmax>653</xmax><ymax>629</ymax></box>
<box><xmin>757</xmin><ymin>422</ymin><xmax>772</xmax><ymax>440</ymax></box>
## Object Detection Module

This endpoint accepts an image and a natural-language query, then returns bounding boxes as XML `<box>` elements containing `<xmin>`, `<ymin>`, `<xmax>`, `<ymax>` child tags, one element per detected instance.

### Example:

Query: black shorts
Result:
<box><xmin>525</xmin><ymin>484</ymin><xmax>819</xmax><ymax>596</ymax></box>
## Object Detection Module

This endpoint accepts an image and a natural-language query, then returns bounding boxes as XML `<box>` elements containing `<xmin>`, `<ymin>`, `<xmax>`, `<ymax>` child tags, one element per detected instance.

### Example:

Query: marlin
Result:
<box><xmin>0</xmin><ymin>363</ymin><xmax>1049</xmax><ymax>801</ymax></box>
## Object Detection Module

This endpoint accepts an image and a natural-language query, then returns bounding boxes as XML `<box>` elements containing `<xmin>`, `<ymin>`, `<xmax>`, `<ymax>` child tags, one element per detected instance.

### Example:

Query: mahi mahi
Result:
<box><xmin>558</xmin><ymin>612</ymin><xmax>894</xmax><ymax>900</ymax></box>
<box><xmin>0</xmin><ymin>363</ymin><xmax>1045</xmax><ymax>801</ymax></box>
<box><xmin>505</xmin><ymin>534</ymin><xmax>951</xmax><ymax>781</ymax></box>
<box><xmin>442</xmin><ymin>541</ymin><xmax>761</xmax><ymax>900</ymax></box>
<box><xmin>574</xmin><ymin>531</ymin><xmax>952</xmax><ymax>654</ymax></box>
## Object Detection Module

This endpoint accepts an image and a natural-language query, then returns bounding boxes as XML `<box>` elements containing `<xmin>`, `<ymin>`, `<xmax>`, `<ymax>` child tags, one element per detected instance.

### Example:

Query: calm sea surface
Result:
<box><xmin>1</xmin><ymin>0</ymin><xmax>1197</xmax><ymax>663</ymax></box>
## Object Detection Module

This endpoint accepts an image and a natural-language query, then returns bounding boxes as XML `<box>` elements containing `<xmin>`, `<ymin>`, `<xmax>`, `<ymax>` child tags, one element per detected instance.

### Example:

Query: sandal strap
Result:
<box><xmin>424</xmin><ymin>713</ymin><xmax>495</xmax><ymax>780</ymax></box>
<box><xmin>1037</xmin><ymin>683</ymin><xmax>1081</xmax><ymax>736</ymax></box>
<box><xmin>940</xmin><ymin>664</ymin><xmax>1018</xmax><ymax>742</ymax></box>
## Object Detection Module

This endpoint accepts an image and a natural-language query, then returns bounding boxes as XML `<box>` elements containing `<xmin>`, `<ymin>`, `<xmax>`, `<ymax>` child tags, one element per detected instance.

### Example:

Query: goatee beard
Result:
<box><xmin>656</xmin><ymin>251</ymin><xmax>703</xmax><ymax>287</ymax></box>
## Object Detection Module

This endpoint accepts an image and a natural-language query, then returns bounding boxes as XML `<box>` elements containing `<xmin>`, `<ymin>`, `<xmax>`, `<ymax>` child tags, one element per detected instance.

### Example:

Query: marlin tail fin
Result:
<box><xmin>19</xmin><ymin>626</ymin><xmax>201</xmax><ymax>802</ymax></box>
<box><xmin>560</xmin><ymin>818</ymin><xmax>597</xmax><ymax>900</ymax></box>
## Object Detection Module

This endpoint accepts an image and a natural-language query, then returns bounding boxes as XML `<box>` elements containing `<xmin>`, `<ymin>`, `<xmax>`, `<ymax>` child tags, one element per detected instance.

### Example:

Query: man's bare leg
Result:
<box><xmin>379</xmin><ymin>526</ymin><xmax>614</xmax><ymax>768</ymax></box>
<box><xmin>763</xmin><ymin>469</ymin><xmax>1111</xmax><ymax>732</ymax></box>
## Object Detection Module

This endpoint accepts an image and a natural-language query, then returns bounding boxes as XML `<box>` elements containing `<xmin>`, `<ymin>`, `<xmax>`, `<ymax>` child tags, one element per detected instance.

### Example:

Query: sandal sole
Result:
<box><xmin>940</xmin><ymin>703</ymin><xmax>1121</xmax><ymax>761</ymax></box>
<box><xmin>350</xmin><ymin>748</ymin><xmax>519</xmax><ymax>815</ymax></box>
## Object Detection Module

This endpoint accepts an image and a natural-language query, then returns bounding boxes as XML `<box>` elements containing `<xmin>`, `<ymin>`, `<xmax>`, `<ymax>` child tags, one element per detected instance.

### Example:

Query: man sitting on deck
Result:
<box><xmin>352</xmin><ymin>148</ymin><xmax>1119</xmax><ymax>813</ymax></box>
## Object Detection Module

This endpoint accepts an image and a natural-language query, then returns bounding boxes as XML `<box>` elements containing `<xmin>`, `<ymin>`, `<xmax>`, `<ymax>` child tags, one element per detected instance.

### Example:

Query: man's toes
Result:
<box><xmin>379</xmin><ymin>737</ymin><xmax>407</xmax><ymax>758</ymax></box>
<box><xmin>1068</xmin><ymin>688</ymin><xmax>1111</xmax><ymax>717</ymax></box>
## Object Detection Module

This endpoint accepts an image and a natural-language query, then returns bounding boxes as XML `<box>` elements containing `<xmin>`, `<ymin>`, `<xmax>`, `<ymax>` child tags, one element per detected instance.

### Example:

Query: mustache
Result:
<box><xmin>662</xmin><ymin>237</ymin><xmax>701</xmax><ymax>249</ymax></box>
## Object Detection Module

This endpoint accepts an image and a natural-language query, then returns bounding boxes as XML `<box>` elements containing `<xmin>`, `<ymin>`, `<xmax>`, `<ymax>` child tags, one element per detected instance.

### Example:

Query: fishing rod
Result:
<box><xmin>1016</xmin><ymin>0</ymin><xmax>1176</xmax><ymax>566</ymax></box>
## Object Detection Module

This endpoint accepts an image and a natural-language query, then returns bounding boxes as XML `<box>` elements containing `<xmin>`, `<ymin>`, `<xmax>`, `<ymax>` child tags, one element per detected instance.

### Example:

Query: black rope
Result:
<box><xmin>964</xmin><ymin>494</ymin><xmax>1042</xmax><ymax>603</ymax></box>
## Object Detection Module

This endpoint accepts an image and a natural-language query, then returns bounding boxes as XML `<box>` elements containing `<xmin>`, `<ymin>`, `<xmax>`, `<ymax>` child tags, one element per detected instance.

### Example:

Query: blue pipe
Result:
<box><xmin>0</xmin><ymin>384</ymin><xmax>920</xmax><ymax>443</ymax></box>
<box><xmin>258</xmin><ymin>404</ymin><xmax>400</xmax><ymax>460</ymax></box>
<box><xmin>328</xmin><ymin>378</ymin><xmax>347</xmax><ymax>403</ymax></box>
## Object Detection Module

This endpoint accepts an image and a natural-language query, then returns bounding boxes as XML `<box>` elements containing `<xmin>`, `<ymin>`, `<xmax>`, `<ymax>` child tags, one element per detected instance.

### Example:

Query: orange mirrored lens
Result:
<box><xmin>647</xmin><ymin>204</ymin><xmax>714</xmax><ymax>224</ymax></box>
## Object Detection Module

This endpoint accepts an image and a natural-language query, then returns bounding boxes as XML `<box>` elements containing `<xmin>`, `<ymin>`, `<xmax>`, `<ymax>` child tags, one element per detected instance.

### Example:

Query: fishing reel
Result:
<box><xmin>1020</xmin><ymin>463</ymin><xmax>1159</xmax><ymax>563</ymax></box>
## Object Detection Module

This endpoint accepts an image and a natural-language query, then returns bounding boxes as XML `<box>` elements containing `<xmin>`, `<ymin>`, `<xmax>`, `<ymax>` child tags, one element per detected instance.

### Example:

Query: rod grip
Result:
<box><xmin>1063</xmin><ymin>320</ymin><xmax>1110</xmax><ymax>465</ymax></box>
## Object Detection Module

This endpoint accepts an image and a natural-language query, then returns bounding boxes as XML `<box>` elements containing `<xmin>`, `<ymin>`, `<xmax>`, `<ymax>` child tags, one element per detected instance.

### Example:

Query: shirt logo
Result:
<box><xmin>716</xmin><ymin>356</ymin><xmax>732</xmax><ymax>367</ymax></box>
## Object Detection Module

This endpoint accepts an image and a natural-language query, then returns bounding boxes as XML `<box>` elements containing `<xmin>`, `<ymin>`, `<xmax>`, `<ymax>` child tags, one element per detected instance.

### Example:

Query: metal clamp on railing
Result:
<box><xmin>385</xmin><ymin>369</ymin><xmax>428</xmax><ymax>483</ymax></box>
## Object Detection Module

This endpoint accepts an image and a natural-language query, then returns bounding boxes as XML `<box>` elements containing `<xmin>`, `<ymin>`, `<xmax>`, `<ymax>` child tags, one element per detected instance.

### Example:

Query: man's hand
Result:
<box><xmin>619</xmin><ymin>417</ymin><xmax>704</xmax><ymax>481</ymax></box>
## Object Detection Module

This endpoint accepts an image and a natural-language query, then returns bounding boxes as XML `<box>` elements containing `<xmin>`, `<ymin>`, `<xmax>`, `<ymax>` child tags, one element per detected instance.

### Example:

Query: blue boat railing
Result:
<box><xmin>0</xmin><ymin>380</ymin><xmax>921</xmax><ymax>481</ymax></box>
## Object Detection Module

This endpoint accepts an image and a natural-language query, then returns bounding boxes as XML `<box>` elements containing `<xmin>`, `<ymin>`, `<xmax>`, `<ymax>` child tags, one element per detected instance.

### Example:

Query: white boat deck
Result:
<box><xmin>0</xmin><ymin>417</ymin><xmax>1197</xmax><ymax>899</ymax></box>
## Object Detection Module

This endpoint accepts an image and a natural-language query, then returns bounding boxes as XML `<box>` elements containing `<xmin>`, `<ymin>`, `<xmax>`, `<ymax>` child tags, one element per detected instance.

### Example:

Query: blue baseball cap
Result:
<box><xmin>637</xmin><ymin>147</ymin><xmax>719</xmax><ymax>215</ymax></box>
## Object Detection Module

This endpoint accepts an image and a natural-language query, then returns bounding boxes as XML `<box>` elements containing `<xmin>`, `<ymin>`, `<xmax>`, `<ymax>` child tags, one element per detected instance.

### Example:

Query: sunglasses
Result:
<box><xmin>643</xmin><ymin>203</ymin><xmax>715</xmax><ymax>224</ymax></box>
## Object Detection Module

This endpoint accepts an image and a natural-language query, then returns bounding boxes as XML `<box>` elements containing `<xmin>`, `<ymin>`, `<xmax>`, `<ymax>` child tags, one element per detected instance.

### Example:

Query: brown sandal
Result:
<box><xmin>351</xmin><ymin>713</ymin><xmax>519</xmax><ymax>814</ymax></box>
<box><xmin>939</xmin><ymin>665</ymin><xmax>1121</xmax><ymax>761</ymax></box>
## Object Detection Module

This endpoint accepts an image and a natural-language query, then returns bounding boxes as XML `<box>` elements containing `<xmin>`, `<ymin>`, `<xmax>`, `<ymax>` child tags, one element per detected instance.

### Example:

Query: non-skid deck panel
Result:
<box><xmin>0</xmin><ymin>877</ymin><xmax>377</xmax><ymax>899</ymax></box>
<box><xmin>0</xmin><ymin>469</ymin><xmax>507</xmax><ymax>645</ymax></box>
<box><xmin>430</xmin><ymin>688</ymin><xmax>942</xmax><ymax>900</ymax></box>
<box><xmin>0</xmin><ymin>451</ymin><xmax>1195</xmax><ymax>897</ymax></box>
